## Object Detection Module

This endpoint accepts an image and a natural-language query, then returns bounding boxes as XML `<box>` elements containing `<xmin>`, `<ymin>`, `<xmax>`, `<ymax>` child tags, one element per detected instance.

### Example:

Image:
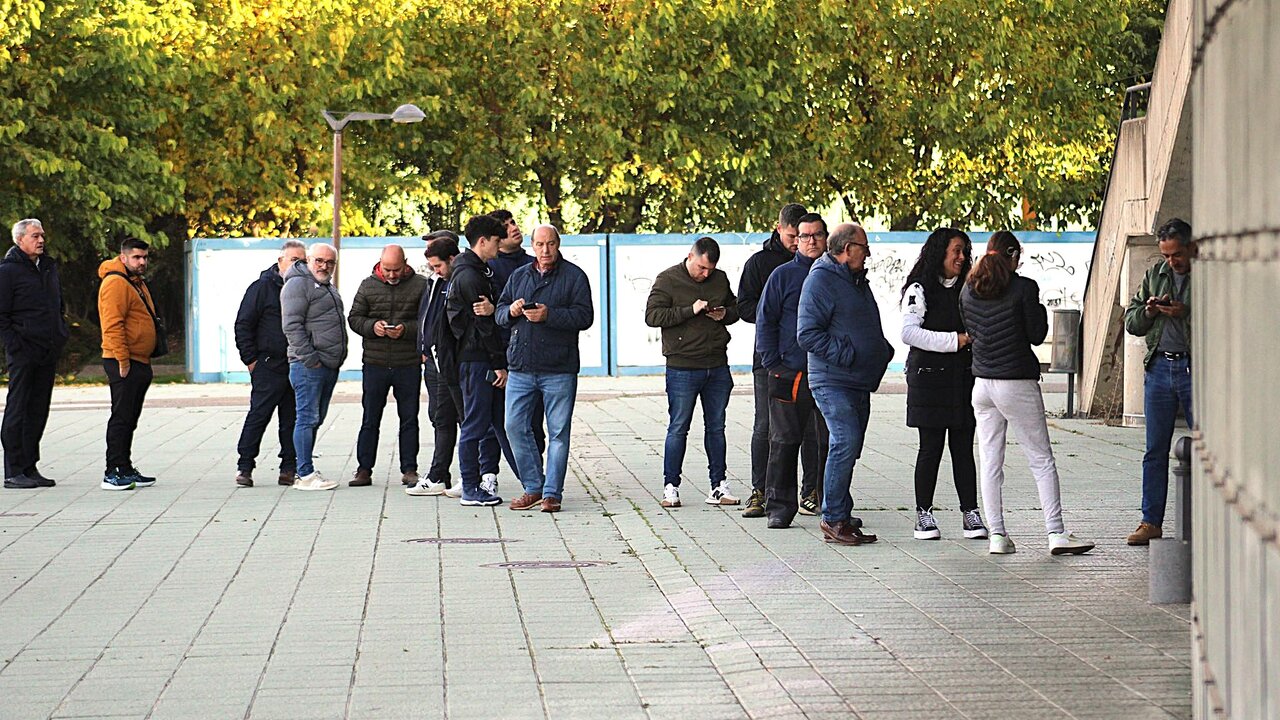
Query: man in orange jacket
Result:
<box><xmin>97</xmin><ymin>238</ymin><xmax>160</xmax><ymax>491</ymax></box>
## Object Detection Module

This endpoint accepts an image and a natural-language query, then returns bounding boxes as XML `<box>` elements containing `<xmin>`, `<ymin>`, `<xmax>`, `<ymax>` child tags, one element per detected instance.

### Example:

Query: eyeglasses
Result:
<box><xmin>311</xmin><ymin>258</ymin><xmax>336</xmax><ymax>267</ymax></box>
<box><xmin>798</xmin><ymin>232</ymin><xmax>828</xmax><ymax>241</ymax></box>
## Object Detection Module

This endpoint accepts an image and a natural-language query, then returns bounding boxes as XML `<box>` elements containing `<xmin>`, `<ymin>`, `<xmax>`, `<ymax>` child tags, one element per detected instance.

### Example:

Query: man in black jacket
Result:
<box><xmin>407</xmin><ymin>232</ymin><xmax>465</xmax><ymax>497</ymax></box>
<box><xmin>736</xmin><ymin>203</ymin><xmax>821</xmax><ymax>518</ymax></box>
<box><xmin>447</xmin><ymin>215</ymin><xmax>518</xmax><ymax>506</ymax></box>
<box><xmin>0</xmin><ymin>219</ymin><xmax>68</xmax><ymax>489</ymax></box>
<box><xmin>233</xmin><ymin>240</ymin><xmax>307</xmax><ymax>487</ymax></box>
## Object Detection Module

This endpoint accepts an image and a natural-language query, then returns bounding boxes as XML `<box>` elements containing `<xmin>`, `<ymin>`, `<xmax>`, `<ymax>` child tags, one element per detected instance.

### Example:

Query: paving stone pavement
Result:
<box><xmin>0</xmin><ymin>376</ymin><xmax>1191</xmax><ymax>720</ymax></box>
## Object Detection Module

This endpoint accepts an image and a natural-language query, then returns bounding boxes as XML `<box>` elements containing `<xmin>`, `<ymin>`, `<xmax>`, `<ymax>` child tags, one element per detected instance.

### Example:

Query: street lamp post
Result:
<box><xmin>321</xmin><ymin>103</ymin><xmax>426</xmax><ymax>282</ymax></box>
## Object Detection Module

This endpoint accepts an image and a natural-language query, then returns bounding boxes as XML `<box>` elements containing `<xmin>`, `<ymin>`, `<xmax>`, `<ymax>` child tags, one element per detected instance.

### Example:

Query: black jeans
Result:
<box><xmin>236</xmin><ymin>362</ymin><xmax>296</xmax><ymax>472</ymax></box>
<box><xmin>914</xmin><ymin>425</ymin><xmax>978</xmax><ymax>511</ymax></box>
<box><xmin>765</xmin><ymin>375</ymin><xmax>830</xmax><ymax>524</ymax></box>
<box><xmin>2</xmin><ymin>361</ymin><xmax>56</xmax><ymax>478</ymax></box>
<box><xmin>356</xmin><ymin>364</ymin><xmax>421</xmax><ymax>473</ymax></box>
<box><xmin>751</xmin><ymin>365</ymin><xmax>821</xmax><ymax>495</ymax></box>
<box><xmin>423</xmin><ymin>357</ymin><xmax>464</xmax><ymax>483</ymax></box>
<box><xmin>104</xmin><ymin>359</ymin><xmax>152</xmax><ymax>472</ymax></box>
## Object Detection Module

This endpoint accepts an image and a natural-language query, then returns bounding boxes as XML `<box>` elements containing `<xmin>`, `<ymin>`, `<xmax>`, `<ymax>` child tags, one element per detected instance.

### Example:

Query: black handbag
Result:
<box><xmin>105</xmin><ymin>271</ymin><xmax>168</xmax><ymax>359</ymax></box>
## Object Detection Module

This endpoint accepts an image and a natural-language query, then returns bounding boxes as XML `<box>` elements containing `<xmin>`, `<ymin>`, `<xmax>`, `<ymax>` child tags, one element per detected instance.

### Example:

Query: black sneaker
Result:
<box><xmin>101</xmin><ymin>469</ymin><xmax>136</xmax><ymax>491</ymax></box>
<box><xmin>962</xmin><ymin>509</ymin><xmax>989</xmax><ymax>539</ymax></box>
<box><xmin>26</xmin><ymin>469</ymin><xmax>56</xmax><ymax>487</ymax></box>
<box><xmin>798</xmin><ymin>489</ymin><xmax>819</xmax><ymax>516</ymax></box>
<box><xmin>121</xmin><ymin>468</ymin><xmax>156</xmax><ymax>488</ymax></box>
<box><xmin>914</xmin><ymin>507</ymin><xmax>941</xmax><ymax>540</ymax></box>
<box><xmin>4</xmin><ymin>474</ymin><xmax>39</xmax><ymax>489</ymax></box>
<box><xmin>741</xmin><ymin>489</ymin><xmax>765</xmax><ymax>518</ymax></box>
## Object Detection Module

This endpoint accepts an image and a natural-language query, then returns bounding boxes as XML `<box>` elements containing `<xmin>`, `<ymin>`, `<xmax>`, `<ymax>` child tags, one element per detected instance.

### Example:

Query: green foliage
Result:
<box><xmin>1</xmin><ymin>0</ymin><xmax>1165</xmax><ymax>259</ymax></box>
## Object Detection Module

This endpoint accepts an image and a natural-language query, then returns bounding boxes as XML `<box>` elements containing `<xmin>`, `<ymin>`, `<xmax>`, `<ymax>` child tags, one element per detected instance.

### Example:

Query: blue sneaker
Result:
<box><xmin>120</xmin><ymin>467</ymin><xmax>156</xmax><ymax>488</ymax></box>
<box><xmin>459</xmin><ymin>486</ymin><xmax>502</xmax><ymax>507</ymax></box>
<box><xmin>101</xmin><ymin>469</ymin><xmax>136</xmax><ymax>491</ymax></box>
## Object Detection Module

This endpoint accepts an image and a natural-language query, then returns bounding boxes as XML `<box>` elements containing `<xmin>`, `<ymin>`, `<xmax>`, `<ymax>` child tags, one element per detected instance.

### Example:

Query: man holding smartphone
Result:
<box><xmin>1123</xmin><ymin>218</ymin><xmax>1196</xmax><ymax>545</ymax></box>
<box><xmin>347</xmin><ymin>244</ymin><xmax>429</xmax><ymax>487</ymax></box>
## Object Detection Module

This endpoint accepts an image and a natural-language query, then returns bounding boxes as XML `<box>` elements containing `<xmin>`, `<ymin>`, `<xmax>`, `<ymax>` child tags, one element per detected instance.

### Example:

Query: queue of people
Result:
<box><xmin>0</xmin><ymin>212</ymin><xmax>1197</xmax><ymax>554</ymax></box>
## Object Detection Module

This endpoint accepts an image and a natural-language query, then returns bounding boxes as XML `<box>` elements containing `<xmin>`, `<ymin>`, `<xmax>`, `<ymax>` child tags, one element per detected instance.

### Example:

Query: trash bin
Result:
<box><xmin>1048</xmin><ymin>309</ymin><xmax>1080</xmax><ymax>416</ymax></box>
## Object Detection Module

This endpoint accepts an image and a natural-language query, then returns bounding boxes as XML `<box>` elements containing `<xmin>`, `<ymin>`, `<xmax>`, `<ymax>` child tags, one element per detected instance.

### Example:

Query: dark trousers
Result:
<box><xmin>423</xmin><ymin>357</ymin><xmax>463</xmax><ymax>483</ymax></box>
<box><xmin>104</xmin><ymin>359</ymin><xmax>152</xmax><ymax>472</ymax></box>
<box><xmin>765</xmin><ymin>379</ymin><xmax>830</xmax><ymax>524</ymax></box>
<box><xmin>914</xmin><ymin>426</ymin><xmax>978</xmax><ymax>511</ymax></box>
<box><xmin>356</xmin><ymin>364</ymin><xmax>421</xmax><ymax>473</ymax></box>
<box><xmin>751</xmin><ymin>366</ymin><xmax>820</xmax><ymax>495</ymax></box>
<box><xmin>2</xmin><ymin>361</ymin><xmax>57</xmax><ymax>478</ymax></box>
<box><xmin>457</xmin><ymin>361</ymin><xmax>517</xmax><ymax>491</ymax></box>
<box><xmin>236</xmin><ymin>363</ymin><xmax>296</xmax><ymax>472</ymax></box>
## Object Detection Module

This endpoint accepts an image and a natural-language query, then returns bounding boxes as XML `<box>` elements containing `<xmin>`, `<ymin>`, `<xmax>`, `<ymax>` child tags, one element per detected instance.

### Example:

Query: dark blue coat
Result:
<box><xmin>488</xmin><ymin>248</ymin><xmax>534</xmax><ymax>297</ymax></box>
<box><xmin>496</xmin><ymin>257</ymin><xmax>594</xmax><ymax>374</ymax></box>
<box><xmin>234</xmin><ymin>265</ymin><xmax>290</xmax><ymax>371</ymax></box>
<box><xmin>796</xmin><ymin>253</ymin><xmax>894</xmax><ymax>392</ymax></box>
<box><xmin>755</xmin><ymin>251</ymin><xmax>816</xmax><ymax>373</ymax></box>
<box><xmin>0</xmin><ymin>246</ymin><xmax>68</xmax><ymax>366</ymax></box>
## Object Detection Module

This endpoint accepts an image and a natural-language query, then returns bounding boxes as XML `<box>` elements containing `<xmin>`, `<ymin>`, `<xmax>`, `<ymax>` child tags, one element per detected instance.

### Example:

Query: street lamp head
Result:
<box><xmin>391</xmin><ymin>104</ymin><xmax>426</xmax><ymax>124</ymax></box>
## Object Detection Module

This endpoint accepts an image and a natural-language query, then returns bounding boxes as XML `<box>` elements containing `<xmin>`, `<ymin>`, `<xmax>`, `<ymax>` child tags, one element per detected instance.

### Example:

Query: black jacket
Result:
<box><xmin>496</xmin><ymin>257</ymin><xmax>594</xmax><ymax>374</ymax></box>
<box><xmin>446</xmin><ymin>250</ymin><xmax>506</xmax><ymax>369</ymax></box>
<box><xmin>234</xmin><ymin>265</ymin><xmax>289</xmax><ymax>371</ymax></box>
<box><xmin>737</xmin><ymin>231</ymin><xmax>792</xmax><ymax>325</ymax></box>
<box><xmin>417</xmin><ymin>273</ymin><xmax>459</xmax><ymax>383</ymax></box>
<box><xmin>0</xmin><ymin>246</ymin><xmax>68</xmax><ymax>367</ymax></box>
<box><xmin>348</xmin><ymin>262</ymin><xmax>428</xmax><ymax>368</ymax></box>
<box><xmin>960</xmin><ymin>275</ymin><xmax>1047</xmax><ymax>380</ymax></box>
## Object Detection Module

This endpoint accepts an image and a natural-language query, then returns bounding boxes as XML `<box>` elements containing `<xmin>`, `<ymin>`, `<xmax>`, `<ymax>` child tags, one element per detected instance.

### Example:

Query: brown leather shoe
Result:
<box><xmin>510</xmin><ymin>492</ymin><xmax>543</xmax><ymax>511</ymax></box>
<box><xmin>235</xmin><ymin>470</ymin><xmax>253</xmax><ymax>488</ymax></box>
<box><xmin>349</xmin><ymin>468</ymin><xmax>373</xmax><ymax>487</ymax></box>
<box><xmin>278</xmin><ymin>469</ymin><xmax>296</xmax><ymax>486</ymax></box>
<box><xmin>1127</xmin><ymin>521</ymin><xmax>1162</xmax><ymax>546</ymax></box>
<box><xmin>821</xmin><ymin>519</ymin><xmax>877</xmax><ymax>546</ymax></box>
<box><xmin>401</xmin><ymin>471</ymin><xmax>419</xmax><ymax>487</ymax></box>
<box><xmin>541</xmin><ymin>497</ymin><xmax>562</xmax><ymax>513</ymax></box>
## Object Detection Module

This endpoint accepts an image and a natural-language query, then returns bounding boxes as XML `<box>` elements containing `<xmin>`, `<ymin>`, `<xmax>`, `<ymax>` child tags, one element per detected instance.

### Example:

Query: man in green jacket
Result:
<box><xmin>348</xmin><ymin>244</ymin><xmax>430</xmax><ymax>488</ymax></box>
<box><xmin>645</xmin><ymin>237</ymin><xmax>740</xmax><ymax>509</ymax></box>
<box><xmin>1123</xmin><ymin>218</ymin><xmax>1195</xmax><ymax>546</ymax></box>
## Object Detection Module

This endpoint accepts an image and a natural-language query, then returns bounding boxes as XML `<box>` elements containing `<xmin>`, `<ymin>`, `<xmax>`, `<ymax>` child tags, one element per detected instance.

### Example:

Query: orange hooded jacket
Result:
<box><xmin>97</xmin><ymin>257</ymin><xmax>157</xmax><ymax>369</ymax></box>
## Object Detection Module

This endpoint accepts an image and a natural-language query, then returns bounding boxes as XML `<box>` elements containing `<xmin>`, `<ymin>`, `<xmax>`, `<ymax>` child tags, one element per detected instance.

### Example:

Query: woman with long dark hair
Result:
<box><xmin>899</xmin><ymin>228</ymin><xmax>987</xmax><ymax>540</ymax></box>
<box><xmin>960</xmin><ymin>231</ymin><xmax>1094</xmax><ymax>555</ymax></box>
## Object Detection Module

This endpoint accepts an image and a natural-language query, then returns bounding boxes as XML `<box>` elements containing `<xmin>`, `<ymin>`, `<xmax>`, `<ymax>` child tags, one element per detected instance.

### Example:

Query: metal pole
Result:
<box><xmin>332</xmin><ymin>129</ymin><xmax>342</xmax><ymax>286</ymax></box>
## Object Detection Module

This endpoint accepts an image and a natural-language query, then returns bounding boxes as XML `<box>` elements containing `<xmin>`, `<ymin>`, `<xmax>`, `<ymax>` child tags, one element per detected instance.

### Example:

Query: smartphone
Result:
<box><xmin>524</xmin><ymin>302</ymin><xmax>541</xmax><ymax>310</ymax></box>
<box><xmin>709</xmin><ymin>306</ymin><xmax>725</xmax><ymax>313</ymax></box>
<box><xmin>485</xmin><ymin>369</ymin><xmax>499</xmax><ymax>384</ymax></box>
<box><xmin>1151</xmin><ymin>298</ymin><xmax>1173</xmax><ymax>307</ymax></box>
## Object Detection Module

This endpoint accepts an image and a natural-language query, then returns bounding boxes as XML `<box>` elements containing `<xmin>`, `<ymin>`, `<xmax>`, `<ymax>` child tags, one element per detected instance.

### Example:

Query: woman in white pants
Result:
<box><xmin>959</xmin><ymin>231</ymin><xmax>1094</xmax><ymax>556</ymax></box>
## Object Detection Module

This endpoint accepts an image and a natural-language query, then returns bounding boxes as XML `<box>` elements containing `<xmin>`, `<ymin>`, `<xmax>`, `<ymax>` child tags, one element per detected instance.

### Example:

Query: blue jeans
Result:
<box><xmin>506</xmin><ymin>371</ymin><xmax>578</xmax><ymax>500</ymax></box>
<box><xmin>458</xmin><ymin>361</ymin><xmax>517</xmax><ymax>492</ymax></box>
<box><xmin>663</xmin><ymin>366</ymin><xmax>733</xmax><ymax>488</ymax></box>
<box><xmin>356</xmin><ymin>364</ymin><xmax>421</xmax><ymax>473</ymax></box>
<box><xmin>289</xmin><ymin>362</ymin><xmax>339</xmax><ymax>477</ymax></box>
<box><xmin>811</xmin><ymin>385</ymin><xmax>871</xmax><ymax>525</ymax></box>
<box><xmin>1142</xmin><ymin>355</ymin><xmax>1194</xmax><ymax>526</ymax></box>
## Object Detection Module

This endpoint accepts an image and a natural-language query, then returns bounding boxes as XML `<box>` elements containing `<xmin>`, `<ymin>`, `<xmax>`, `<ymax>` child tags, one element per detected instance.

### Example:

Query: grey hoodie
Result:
<box><xmin>281</xmin><ymin>260</ymin><xmax>348</xmax><ymax>369</ymax></box>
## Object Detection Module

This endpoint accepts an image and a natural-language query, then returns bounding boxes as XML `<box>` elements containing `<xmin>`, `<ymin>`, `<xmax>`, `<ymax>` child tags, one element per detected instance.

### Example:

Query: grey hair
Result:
<box><xmin>827</xmin><ymin>223</ymin><xmax>867</xmax><ymax>255</ymax></box>
<box><xmin>308</xmin><ymin>242</ymin><xmax>337</xmax><ymax>257</ymax></box>
<box><xmin>280</xmin><ymin>239</ymin><xmax>306</xmax><ymax>253</ymax></box>
<box><xmin>12</xmin><ymin>219</ymin><xmax>42</xmax><ymax>243</ymax></box>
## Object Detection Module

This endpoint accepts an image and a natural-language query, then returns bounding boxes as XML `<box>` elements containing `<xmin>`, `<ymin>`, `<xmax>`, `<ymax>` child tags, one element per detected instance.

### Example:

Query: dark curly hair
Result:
<box><xmin>901</xmin><ymin>227</ymin><xmax>971</xmax><ymax>299</ymax></box>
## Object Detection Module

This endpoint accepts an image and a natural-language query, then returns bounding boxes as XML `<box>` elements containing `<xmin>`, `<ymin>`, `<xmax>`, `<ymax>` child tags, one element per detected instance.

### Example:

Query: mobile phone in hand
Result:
<box><xmin>524</xmin><ymin>302</ymin><xmax>541</xmax><ymax>310</ymax></box>
<box><xmin>485</xmin><ymin>369</ymin><xmax>499</xmax><ymax>384</ymax></box>
<box><xmin>1151</xmin><ymin>298</ymin><xmax>1173</xmax><ymax>307</ymax></box>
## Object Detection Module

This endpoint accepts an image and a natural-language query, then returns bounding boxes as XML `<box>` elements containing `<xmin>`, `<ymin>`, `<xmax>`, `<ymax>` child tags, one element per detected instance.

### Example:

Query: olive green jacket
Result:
<box><xmin>1123</xmin><ymin>260</ymin><xmax>1192</xmax><ymax>369</ymax></box>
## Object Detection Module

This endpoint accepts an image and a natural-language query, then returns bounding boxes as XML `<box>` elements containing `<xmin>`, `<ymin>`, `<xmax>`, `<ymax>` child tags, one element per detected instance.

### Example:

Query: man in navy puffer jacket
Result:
<box><xmin>797</xmin><ymin>223</ymin><xmax>893</xmax><ymax>546</ymax></box>
<box><xmin>496</xmin><ymin>225</ymin><xmax>594</xmax><ymax>512</ymax></box>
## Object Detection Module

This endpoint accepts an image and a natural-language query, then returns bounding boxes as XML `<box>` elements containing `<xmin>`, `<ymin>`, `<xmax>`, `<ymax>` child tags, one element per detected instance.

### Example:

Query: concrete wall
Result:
<box><xmin>1189</xmin><ymin>0</ymin><xmax>1280</xmax><ymax>716</ymax></box>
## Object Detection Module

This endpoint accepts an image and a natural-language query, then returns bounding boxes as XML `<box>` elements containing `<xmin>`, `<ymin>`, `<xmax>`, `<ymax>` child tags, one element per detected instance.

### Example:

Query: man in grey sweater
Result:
<box><xmin>281</xmin><ymin>242</ymin><xmax>348</xmax><ymax>491</ymax></box>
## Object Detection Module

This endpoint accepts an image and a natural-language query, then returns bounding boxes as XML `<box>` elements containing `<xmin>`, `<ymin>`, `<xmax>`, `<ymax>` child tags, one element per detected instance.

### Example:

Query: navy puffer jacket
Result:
<box><xmin>796</xmin><ymin>253</ymin><xmax>893</xmax><ymax>392</ymax></box>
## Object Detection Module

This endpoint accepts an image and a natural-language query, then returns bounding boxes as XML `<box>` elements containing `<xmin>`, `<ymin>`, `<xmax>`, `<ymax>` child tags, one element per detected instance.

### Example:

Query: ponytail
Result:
<box><xmin>966</xmin><ymin>231</ymin><xmax>1021</xmax><ymax>299</ymax></box>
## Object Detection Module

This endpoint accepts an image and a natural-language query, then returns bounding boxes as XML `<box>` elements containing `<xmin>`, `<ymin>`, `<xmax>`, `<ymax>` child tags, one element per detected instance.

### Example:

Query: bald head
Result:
<box><xmin>829</xmin><ymin>223</ymin><xmax>870</xmax><ymax>271</ymax></box>
<box><xmin>380</xmin><ymin>244</ymin><xmax>407</xmax><ymax>285</ymax></box>
<box><xmin>531</xmin><ymin>224</ymin><xmax>562</xmax><ymax>270</ymax></box>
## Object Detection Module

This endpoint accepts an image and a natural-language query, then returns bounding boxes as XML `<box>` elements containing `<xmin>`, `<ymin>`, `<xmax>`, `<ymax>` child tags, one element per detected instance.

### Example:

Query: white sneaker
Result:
<box><xmin>406</xmin><ymin>479</ymin><xmax>446</xmax><ymax>497</ymax></box>
<box><xmin>1048</xmin><ymin>532</ymin><xmax>1095</xmax><ymax>556</ymax></box>
<box><xmin>294</xmin><ymin>471</ymin><xmax>337</xmax><ymax>491</ymax></box>
<box><xmin>989</xmin><ymin>533</ymin><xmax>1016</xmax><ymax>554</ymax></box>
<box><xmin>705</xmin><ymin>483</ymin><xmax>740</xmax><ymax>506</ymax></box>
<box><xmin>443</xmin><ymin>483</ymin><xmax>463</xmax><ymax>499</ymax></box>
<box><xmin>480</xmin><ymin>473</ymin><xmax>499</xmax><ymax>496</ymax></box>
<box><xmin>660</xmin><ymin>484</ymin><xmax>681</xmax><ymax>508</ymax></box>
